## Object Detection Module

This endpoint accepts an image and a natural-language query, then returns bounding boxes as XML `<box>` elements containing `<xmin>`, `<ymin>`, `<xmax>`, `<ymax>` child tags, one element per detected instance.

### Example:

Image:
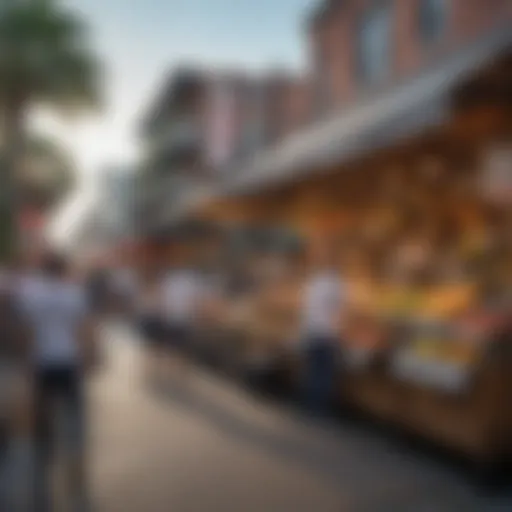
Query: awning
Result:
<box><xmin>225</xmin><ymin>26</ymin><xmax>511</xmax><ymax>195</ymax></box>
<box><xmin>164</xmin><ymin>25</ymin><xmax>512</xmax><ymax>223</ymax></box>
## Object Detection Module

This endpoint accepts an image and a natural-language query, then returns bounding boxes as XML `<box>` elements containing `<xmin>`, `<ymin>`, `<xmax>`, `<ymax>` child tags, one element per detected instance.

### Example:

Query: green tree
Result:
<box><xmin>18</xmin><ymin>132</ymin><xmax>76</xmax><ymax>210</ymax></box>
<box><xmin>0</xmin><ymin>0</ymin><xmax>102</xmax><ymax>260</ymax></box>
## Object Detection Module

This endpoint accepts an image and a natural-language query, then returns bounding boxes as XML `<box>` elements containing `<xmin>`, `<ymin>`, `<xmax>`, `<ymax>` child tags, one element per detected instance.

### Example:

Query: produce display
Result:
<box><xmin>189</xmin><ymin>141</ymin><xmax>511</xmax><ymax>402</ymax></box>
<box><xmin>169</xmin><ymin>106</ymin><xmax>512</xmax><ymax>466</ymax></box>
<box><xmin>390</xmin><ymin>322</ymin><xmax>483</xmax><ymax>393</ymax></box>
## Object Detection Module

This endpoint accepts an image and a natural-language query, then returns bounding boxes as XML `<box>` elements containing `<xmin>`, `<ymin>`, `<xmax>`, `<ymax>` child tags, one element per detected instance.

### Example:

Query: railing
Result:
<box><xmin>133</xmin><ymin>174</ymin><xmax>203</xmax><ymax>234</ymax></box>
<box><xmin>148</xmin><ymin>118</ymin><xmax>200</xmax><ymax>155</ymax></box>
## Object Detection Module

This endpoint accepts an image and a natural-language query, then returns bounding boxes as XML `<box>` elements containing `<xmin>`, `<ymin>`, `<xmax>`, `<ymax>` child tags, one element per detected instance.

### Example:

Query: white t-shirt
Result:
<box><xmin>162</xmin><ymin>270</ymin><xmax>200</xmax><ymax>324</ymax></box>
<box><xmin>18</xmin><ymin>276</ymin><xmax>88</xmax><ymax>367</ymax></box>
<box><xmin>301</xmin><ymin>272</ymin><xmax>343</xmax><ymax>339</ymax></box>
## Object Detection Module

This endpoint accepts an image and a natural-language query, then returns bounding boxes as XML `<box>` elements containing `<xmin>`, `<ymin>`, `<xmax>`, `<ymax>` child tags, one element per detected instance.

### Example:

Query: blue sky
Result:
<box><xmin>54</xmin><ymin>0</ymin><xmax>315</xmax><ymax>177</ymax></box>
<box><xmin>46</xmin><ymin>0</ymin><xmax>316</xmax><ymax>238</ymax></box>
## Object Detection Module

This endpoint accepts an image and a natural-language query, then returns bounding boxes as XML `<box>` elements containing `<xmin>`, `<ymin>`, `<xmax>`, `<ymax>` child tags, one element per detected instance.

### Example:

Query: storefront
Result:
<box><xmin>171</xmin><ymin>33</ymin><xmax>512</xmax><ymax>469</ymax></box>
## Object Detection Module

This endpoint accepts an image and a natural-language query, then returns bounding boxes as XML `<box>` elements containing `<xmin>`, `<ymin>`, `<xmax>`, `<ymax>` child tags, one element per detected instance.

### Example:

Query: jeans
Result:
<box><xmin>33</xmin><ymin>365</ymin><xmax>86</xmax><ymax>512</ymax></box>
<box><xmin>303</xmin><ymin>339</ymin><xmax>337</xmax><ymax>415</ymax></box>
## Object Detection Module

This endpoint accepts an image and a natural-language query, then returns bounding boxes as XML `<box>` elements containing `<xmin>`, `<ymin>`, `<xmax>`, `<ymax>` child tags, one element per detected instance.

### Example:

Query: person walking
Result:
<box><xmin>299</xmin><ymin>246</ymin><xmax>344</xmax><ymax>416</ymax></box>
<box><xmin>136</xmin><ymin>271</ymin><xmax>167</xmax><ymax>386</ymax></box>
<box><xmin>18</xmin><ymin>251</ymin><xmax>97</xmax><ymax>512</ymax></box>
<box><xmin>0</xmin><ymin>267</ymin><xmax>33</xmax><ymax>512</ymax></box>
<box><xmin>111</xmin><ymin>265</ymin><xmax>138</xmax><ymax>318</ymax></box>
<box><xmin>162</xmin><ymin>263</ymin><xmax>201</xmax><ymax>384</ymax></box>
<box><xmin>86</xmin><ymin>265</ymin><xmax>111</xmax><ymax>318</ymax></box>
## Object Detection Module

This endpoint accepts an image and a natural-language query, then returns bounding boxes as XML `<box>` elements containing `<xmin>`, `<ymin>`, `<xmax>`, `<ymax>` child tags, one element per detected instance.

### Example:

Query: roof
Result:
<box><xmin>140</xmin><ymin>66</ymin><xmax>205</xmax><ymax>136</ymax></box>
<box><xmin>223</xmin><ymin>26</ymin><xmax>512</xmax><ymax>196</ymax></box>
<box><xmin>140</xmin><ymin>66</ymin><xmax>259</xmax><ymax>137</ymax></box>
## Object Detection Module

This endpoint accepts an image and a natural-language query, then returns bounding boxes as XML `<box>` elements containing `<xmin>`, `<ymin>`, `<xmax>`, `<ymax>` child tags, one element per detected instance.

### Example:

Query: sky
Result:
<box><xmin>44</xmin><ymin>0</ymin><xmax>317</xmax><ymax>241</ymax></box>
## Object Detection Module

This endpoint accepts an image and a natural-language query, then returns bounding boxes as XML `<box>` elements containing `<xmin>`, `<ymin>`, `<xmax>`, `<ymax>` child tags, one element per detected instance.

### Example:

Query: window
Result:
<box><xmin>314</xmin><ymin>48</ymin><xmax>331</xmax><ymax>116</ymax></box>
<box><xmin>419</xmin><ymin>0</ymin><xmax>447</xmax><ymax>42</ymax></box>
<box><xmin>357</xmin><ymin>1</ymin><xmax>393</xmax><ymax>84</ymax></box>
<box><xmin>239</xmin><ymin>84</ymin><xmax>266</xmax><ymax>156</ymax></box>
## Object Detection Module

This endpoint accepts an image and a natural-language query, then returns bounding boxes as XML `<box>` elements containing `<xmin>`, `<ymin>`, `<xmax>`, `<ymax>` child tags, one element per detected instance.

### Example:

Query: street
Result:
<box><xmin>90</xmin><ymin>324</ymin><xmax>512</xmax><ymax>512</ymax></box>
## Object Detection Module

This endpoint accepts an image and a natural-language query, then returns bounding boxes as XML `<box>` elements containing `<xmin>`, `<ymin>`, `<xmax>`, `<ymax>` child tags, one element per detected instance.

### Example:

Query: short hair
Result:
<box><xmin>42</xmin><ymin>251</ymin><xmax>69</xmax><ymax>277</ymax></box>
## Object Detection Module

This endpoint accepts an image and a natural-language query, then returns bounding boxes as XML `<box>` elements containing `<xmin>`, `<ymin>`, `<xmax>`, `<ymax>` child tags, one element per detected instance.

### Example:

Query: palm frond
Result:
<box><xmin>0</xmin><ymin>0</ymin><xmax>103</xmax><ymax>112</ymax></box>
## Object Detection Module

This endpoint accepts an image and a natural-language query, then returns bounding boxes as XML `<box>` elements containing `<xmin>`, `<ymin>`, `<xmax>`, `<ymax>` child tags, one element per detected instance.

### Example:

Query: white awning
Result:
<box><xmin>225</xmin><ymin>26</ymin><xmax>511</xmax><ymax>195</ymax></box>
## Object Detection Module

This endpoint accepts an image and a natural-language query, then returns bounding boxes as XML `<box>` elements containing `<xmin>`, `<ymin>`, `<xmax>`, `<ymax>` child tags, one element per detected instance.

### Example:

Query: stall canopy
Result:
<box><xmin>166</xmin><ymin>25</ymin><xmax>512</xmax><ymax>222</ymax></box>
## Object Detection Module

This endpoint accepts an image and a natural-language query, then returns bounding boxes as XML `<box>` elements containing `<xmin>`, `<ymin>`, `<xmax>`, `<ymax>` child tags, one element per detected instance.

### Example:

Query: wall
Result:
<box><xmin>262</xmin><ymin>75</ymin><xmax>312</xmax><ymax>145</ymax></box>
<box><xmin>309</xmin><ymin>0</ymin><xmax>512</xmax><ymax>114</ymax></box>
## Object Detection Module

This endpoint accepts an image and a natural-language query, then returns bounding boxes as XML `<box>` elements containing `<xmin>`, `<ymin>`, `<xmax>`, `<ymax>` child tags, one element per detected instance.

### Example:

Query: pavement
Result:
<box><xmin>67</xmin><ymin>324</ymin><xmax>512</xmax><ymax>511</ymax></box>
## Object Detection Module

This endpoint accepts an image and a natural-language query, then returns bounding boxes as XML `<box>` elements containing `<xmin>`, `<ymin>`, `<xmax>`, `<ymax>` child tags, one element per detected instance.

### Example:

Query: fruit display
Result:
<box><xmin>406</xmin><ymin>337</ymin><xmax>480</xmax><ymax>367</ymax></box>
<box><xmin>419</xmin><ymin>284</ymin><xmax>478</xmax><ymax>319</ymax></box>
<box><xmin>370</xmin><ymin>286</ymin><xmax>426</xmax><ymax>319</ymax></box>
<box><xmin>388</xmin><ymin>315</ymin><xmax>489</xmax><ymax>392</ymax></box>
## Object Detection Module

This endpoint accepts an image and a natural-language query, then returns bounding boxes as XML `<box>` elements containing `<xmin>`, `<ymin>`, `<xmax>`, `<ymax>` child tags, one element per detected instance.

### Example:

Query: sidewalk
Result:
<box><xmin>91</xmin><ymin>323</ymin><xmax>512</xmax><ymax>511</ymax></box>
<box><xmin>2</xmin><ymin>323</ymin><xmax>511</xmax><ymax>511</ymax></box>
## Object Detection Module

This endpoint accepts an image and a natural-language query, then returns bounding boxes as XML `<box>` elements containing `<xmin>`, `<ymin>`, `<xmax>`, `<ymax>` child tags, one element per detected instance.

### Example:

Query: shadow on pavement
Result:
<box><xmin>146</xmin><ymin>376</ymin><xmax>512</xmax><ymax>511</ymax></box>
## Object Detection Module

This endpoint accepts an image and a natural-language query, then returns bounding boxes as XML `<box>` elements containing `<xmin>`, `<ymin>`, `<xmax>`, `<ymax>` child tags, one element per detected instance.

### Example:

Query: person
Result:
<box><xmin>18</xmin><ymin>251</ymin><xmax>97</xmax><ymax>512</ymax></box>
<box><xmin>86</xmin><ymin>265</ymin><xmax>111</xmax><ymax>317</ymax></box>
<box><xmin>136</xmin><ymin>272</ymin><xmax>166</xmax><ymax>385</ymax></box>
<box><xmin>162</xmin><ymin>264</ymin><xmax>201</xmax><ymax>383</ymax></box>
<box><xmin>299</xmin><ymin>245</ymin><xmax>344</xmax><ymax>415</ymax></box>
<box><xmin>0</xmin><ymin>268</ymin><xmax>33</xmax><ymax>511</ymax></box>
<box><xmin>192</xmin><ymin>263</ymin><xmax>223</xmax><ymax>365</ymax></box>
<box><xmin>111</xmin><ymin>265</ymin><xmax>138</xmax><ymax>317</ymax></box>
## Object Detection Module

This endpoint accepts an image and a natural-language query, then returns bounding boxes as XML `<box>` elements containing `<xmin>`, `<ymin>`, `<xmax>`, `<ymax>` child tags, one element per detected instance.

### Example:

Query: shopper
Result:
<box><xmin>0</xmin><ymin>268</ymin><xmax>33</xmax><ymax>512</ymax></box>
<box><xmin>162</xmin><ymin>264</ymin><xmax>200</xmax><ymax>383</ymax></box>
<box><xmin>111</xmin><ymin>265</ymin><xmax>138</xmax><ymax>317</ymax></box>
<box><xmin>19</xmin><ymin>251</ymin><xmax>97</xmax><ymax>512</ymax></box>
<box><xmin>86</xmin><ymin>265</ymin><xmax>111</xmax><ymax>317</ymax></box>
<box><xmin>300</xmin><ymin>246</ymin><xmax>344</xmax><ymax>415</ymax></box>
<box><xmin>136</xmin><ymin>272</ymin><xmax>166</xmax><ymax>385</ymax></box>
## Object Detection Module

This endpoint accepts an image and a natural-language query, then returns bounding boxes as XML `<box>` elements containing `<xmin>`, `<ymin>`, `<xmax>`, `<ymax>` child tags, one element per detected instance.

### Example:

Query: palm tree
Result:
<box><xmin>0</xmin><ymin>0</ymin><xmax>102</xmax><ymax>260</ymax></box>
<box><xmin>18</xmin><ymin>132</ymin><xmax>76</xmax><ymax>210</ymax></box>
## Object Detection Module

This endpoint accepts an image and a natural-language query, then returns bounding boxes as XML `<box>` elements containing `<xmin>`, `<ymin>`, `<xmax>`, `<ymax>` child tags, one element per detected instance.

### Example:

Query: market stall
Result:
<box><xmin>329</xmin><ymin>135</ymin><xmax>512</xmax><ymax>470</ymax></box>
<box><xmin>170</xmin><ymin>48</ymin><xmax>512</xmax><ymax>471</ymax></box>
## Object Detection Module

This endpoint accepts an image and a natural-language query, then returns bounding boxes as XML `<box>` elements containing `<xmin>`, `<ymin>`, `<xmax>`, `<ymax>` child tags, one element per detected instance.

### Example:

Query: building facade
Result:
<box><xmin>94</xmin><ymin>166</ymin><xmax>137</xmax><ymax>248</ymax></box>
<box><xmin>136</xmin><ymin>66</ymin><xmax>311</xmax><ymax>237</ymax></box>
<box><xmin>134</xmin><ymin>0</ymin><xmax>511</xmax><ymax>249</ymax></box>
<box><xmin>309</xmin><ymin>0</ymin><xmax>511</xmax><ymax>114</ymax></box>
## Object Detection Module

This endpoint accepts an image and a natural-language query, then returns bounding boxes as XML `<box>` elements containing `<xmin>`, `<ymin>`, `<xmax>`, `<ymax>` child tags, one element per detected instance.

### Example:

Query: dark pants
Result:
<box><xmin>303</xmin><ymin>339</ymin><xmax>337</xmax><ymax>415</ymax></box>
<box><xmin>33</xmin><ymin>365</ymin><xmax>86</xmax><ymax>511</ymax></box>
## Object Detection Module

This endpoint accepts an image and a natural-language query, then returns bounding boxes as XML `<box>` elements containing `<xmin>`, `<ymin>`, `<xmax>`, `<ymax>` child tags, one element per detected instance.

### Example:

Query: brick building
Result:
<box><xmin>135</xmin><ymin>0</ymin><xmax>511</xmax><ymax>254</ymax></box>
<box><xmin>309</xmin><ymin>0</ymin><xmax>512</xmax><ymax>113</ymax></box>
<box><xmin>136</xmin><ymin>65</ymin><xmax>311</xmax><ymax>237</ymax></box>
<box><xmin>136</xmin><ymin>67</ymin><xmax>236</xmax><ymax>234</ymax></box>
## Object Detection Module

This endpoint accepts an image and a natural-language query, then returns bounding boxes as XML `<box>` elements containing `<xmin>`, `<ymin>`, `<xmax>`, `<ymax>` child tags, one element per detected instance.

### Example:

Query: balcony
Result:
<box><xmin>133</xmin><ymin>172</ymin><xmax>205</xmax><ymax>234</ymax></box>
<box><xmin>146</xmin><ymin>118</ymin><xmax>202</xmax><ymax>173</ymax></box>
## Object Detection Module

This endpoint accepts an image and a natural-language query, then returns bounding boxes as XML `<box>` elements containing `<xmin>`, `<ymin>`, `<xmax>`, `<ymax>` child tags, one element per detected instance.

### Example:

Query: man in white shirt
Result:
<box><xmin>300</xmin><ymin>253</ymin><xmax>343</xmax><ymax>415</ymax></box>
<box><xmin>19</xmin><ymin>251</ymin><xmax>96</xmax><ymax>511</ymax></box>
<box><xmin>161</xmin><ymin>266</ymin><xmax>201</xmax><ymax>379</ymax></box>
<box><xmin>163</xmin><ymin>267</ymin><xmax>199</xmax><ymax>331</ymax></box>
